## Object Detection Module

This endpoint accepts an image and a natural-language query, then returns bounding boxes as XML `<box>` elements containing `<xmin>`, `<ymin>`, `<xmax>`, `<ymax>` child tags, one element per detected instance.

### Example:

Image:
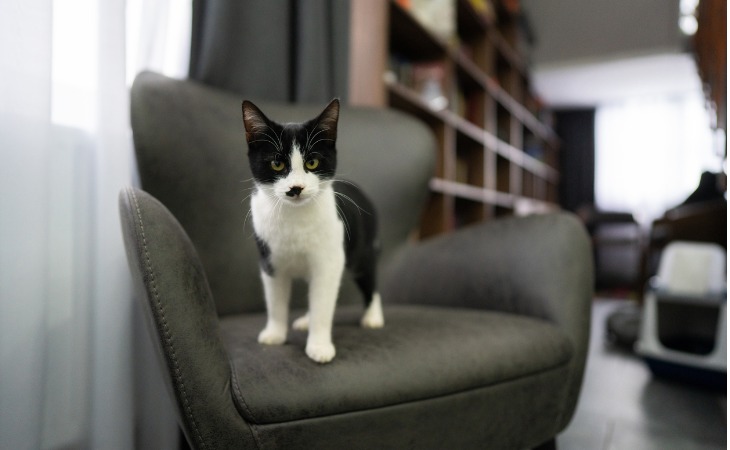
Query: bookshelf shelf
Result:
<box><xmin>350</xmin><ymin>0</ymin><xmax>560</xmax><ymax>237</ymax></box>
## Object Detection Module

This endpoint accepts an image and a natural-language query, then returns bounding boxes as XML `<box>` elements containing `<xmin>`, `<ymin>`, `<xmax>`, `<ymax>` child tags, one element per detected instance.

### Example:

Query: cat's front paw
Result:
<box><xmin>306</xmin><ymin>342</ymin><xmax>336</xmax><ymax>364</ymax></box>
<box><xmin>258</xmin><ymin>326</ymin><xmax>287</xmax><ymax>345</ymax></box>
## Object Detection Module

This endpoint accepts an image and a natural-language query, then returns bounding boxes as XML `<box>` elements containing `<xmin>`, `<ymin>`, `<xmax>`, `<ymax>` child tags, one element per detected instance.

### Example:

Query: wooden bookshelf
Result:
<box><xmin>349</xmin><ymin>0</ymin><xmax>559</xmax><ymax>238</ymax></box>
<box><xmin>694</xmin><ymin>0</ymin><xmax>726</xmax><ymax>134</ymax></box>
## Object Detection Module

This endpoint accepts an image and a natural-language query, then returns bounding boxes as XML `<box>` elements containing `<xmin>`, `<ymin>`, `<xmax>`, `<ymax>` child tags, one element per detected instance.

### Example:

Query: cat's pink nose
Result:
<box><xmin>286</xmin><ymin>186</ymin><xmax>304</xmax><ymax>197</ymax></box>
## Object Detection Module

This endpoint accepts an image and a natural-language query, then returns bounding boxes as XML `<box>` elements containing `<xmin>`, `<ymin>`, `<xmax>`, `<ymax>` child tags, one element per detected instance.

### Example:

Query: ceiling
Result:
<box><xmin>520</xmin><ymin>0</ymin><xmax>700</xmax><ymax>108</ymax></box>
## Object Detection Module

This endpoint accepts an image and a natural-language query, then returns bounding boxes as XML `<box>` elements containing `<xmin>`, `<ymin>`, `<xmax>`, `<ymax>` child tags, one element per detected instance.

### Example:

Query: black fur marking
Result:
<box><xmin>334</xmin><ymin>180</ymin><xmax>379</xmax><ymax>307</ymax></box>
<box><xmin>254</xmin><ymin>233</ymin><xmax>275</xmax><ymax>276</ymax></box>
<box><xmin>243</xmin><ymin>100</ymin><xmax>338</xmax><ymax>185</ymax></box>
<box><xmin>286</xmin><ymin>186</ymin><xmax>304</xmax><ymax>197</ymax></box>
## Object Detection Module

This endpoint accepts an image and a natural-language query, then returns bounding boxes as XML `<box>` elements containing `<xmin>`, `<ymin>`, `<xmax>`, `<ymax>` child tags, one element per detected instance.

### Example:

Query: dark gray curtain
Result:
<box><xmin>189</xmin><ymin>0</ymin><xmax>350</xmax><ymax>103</ymax></box>
<box><xmin>556</xmin><ymin>109</ymin><xmax>595</xmax><ymax>212</ymax></box>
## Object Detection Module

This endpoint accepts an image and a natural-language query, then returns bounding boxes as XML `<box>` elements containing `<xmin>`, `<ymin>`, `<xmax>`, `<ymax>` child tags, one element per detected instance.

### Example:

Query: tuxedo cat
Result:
<box><xmin>242</xmin><ymin>99</ymin><xmax>383</xmax><ymax>363</ymax></box>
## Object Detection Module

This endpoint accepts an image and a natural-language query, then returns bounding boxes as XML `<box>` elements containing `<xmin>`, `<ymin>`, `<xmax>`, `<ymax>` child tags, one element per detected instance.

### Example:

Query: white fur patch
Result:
<box><xmin>251</xmin><ymin>155</ymin><xmax>345</xmax><ymax>364</ymax></box>
<box><xmin>361</xmin><ymin>293</ymin><xmax>385</xmax><ymax>329</ymax></box>
<box><xmin>292</xmin><ymin>313</ymin><xmax>310</xmax><ymax>331</ymax></box>
<box><xmin>269</xmin><ymin>143</ymin><xmax>321</xmax><ymax>205</ymax></box>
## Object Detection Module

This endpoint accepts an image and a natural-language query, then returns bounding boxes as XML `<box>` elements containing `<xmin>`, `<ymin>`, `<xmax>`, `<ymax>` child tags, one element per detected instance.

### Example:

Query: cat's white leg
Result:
<box><xmin>305</xmin><ymin>256</ymin><xmax>344</xmax><ymax>363</ymax></box>
<box><xmin>361</xmin><ymin>292</ymin><xmax>385</xmax><ymax>329</ymax></box>
<box><xmin>305</xmin><ymin>278</ymin><xmax>338</xmax><ymax>363</ymax></box>
<box><xmin>258</xmin><ymin>272</ymin><xmax>291</xmax><ymax>345</ymax></box>
<box><xmin>292</xmin><ymin>312</ymin><xmax>310</xmax><ymax>331</ymax></box>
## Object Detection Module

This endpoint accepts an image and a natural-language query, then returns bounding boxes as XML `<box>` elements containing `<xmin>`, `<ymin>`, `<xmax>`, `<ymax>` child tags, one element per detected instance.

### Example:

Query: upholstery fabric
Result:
<box><xmin>119</xmin><ymin>187</ymin><xmax>256</xmax><ymax>448</ymax></box>
<box><xmin>249</xmin><ymin>365</ymin><xmax>570</xmax><ymax>450</ymax></box>
<box><xmin>382</xmin><ymin>213</ymin><xmax>594</xmax><ymax>430</ymax></box>
<box><xmin>221</xmin><ymin>304</ymin><xmax>573</xmax><ymax>424</ymax></box>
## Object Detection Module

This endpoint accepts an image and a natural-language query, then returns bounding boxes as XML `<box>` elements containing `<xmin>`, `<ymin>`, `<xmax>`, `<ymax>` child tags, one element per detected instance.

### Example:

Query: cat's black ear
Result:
<box><xmin>314</xmin><ymin>98</ymin><xmax>340</xmax><ymax>143</ymax></box>
<box><xmin>242</xmin><ymin>100</ymin><xmax>270</xmax><ymax>144</ymax></box>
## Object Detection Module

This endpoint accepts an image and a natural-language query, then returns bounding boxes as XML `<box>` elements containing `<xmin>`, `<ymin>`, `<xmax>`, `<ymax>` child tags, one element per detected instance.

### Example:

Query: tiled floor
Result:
<box><xmin>557</xmin><ymin>299</ymin><xmax>727</xmax><ymax>450</ymax></box>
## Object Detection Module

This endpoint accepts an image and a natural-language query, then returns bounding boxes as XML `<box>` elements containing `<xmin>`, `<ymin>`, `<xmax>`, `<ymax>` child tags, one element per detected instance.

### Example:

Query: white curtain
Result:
<box><xmin>0</xmin><ymin>1</ymin><xmax>190</xmax><ymax>448</ymax></box>
<box><xmin>595</xmin><ymin>91</ymin><xmax>723</xmax><ymax>226</ymax></box>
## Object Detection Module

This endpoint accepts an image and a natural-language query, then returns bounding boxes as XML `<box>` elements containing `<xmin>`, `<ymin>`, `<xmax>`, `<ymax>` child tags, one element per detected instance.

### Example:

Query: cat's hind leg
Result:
<box><xmin>354</xmin><ymin>251</ymin><xmax>384</xmax><ymax>329</ymax></box>
<box><xmin>258</xmin><ymin>273</ymin><xmax>292</xmax><ymax>345</ymax></box>
<box><xmin>361</xmin><ymin>292</ymin><xmax>384</xmax><ymax>329</ymax></box>
<box><xmin>292</xmin><ymin>312</ymin><xmax>309</xmax><ymax>331</ymax></box>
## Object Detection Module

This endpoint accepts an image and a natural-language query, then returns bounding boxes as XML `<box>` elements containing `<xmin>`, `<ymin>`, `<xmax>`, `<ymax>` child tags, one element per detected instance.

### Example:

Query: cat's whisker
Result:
<box><xmin>241</xmin><ymin>191</ymin><xmax>257</xmax><ymax>201</ymax></box>
<box><xmin>240</xmin><ymin>184</ymin><xmax>258</xmax><ymax>194</ymax></box>
<box><xmin>273</xmin><ymin>196</ymin><xmax>285</xmax><ymax>233</ymax></box>
<box><xmin>304</xmin><ymin>127</ymin><xmax>313</xmax><ymax>151</ymax></box>
<box><xmin>334</xmin><ymin>202</ymin><xmax>352</xmax><ymax>241</ymax></box>
<box><xmin>331</xmin><ymin>178</ymin><xmax>358</xmax><ymax>187</ymax></box>
<box><xmin>307</xmin><ymin>128</ymin><xmax>324</xmax><ymax>145</ymax></box>
<box><xmin>334</xmin><ymin>191</ymin><xmax>369</xmax><ymax>216</ymax></box>
<box><xmin>309</xmin><ymin>128</ymin><xmax>326</xmax><ymax>139</ymax></box>
<box><xmin>306</xmin><ymin>128</ymin><xmax>328</xmax><ymax>151</ymax></box>
<box><xmin>328</xmin><ymin>178</ymin><xmax>368</xmax><ymax>208</ymax></box>
<box><xmin>253</xmin><ymin>126</ymin><xmax>284</xmax><ymax>152</ymax></box>
<box><xmin>243</xmin><ymin>208</ymin><xmax>253</xmax><ymax>229</ymax></box>
<box><xmin>276</xmin><ymin>127</ymin><xmax>285</xmax><ymax>151</ymax></box>
<box><xmin>249</xmin><ymin>136</ymin><xmax>281</xmax><ymax>150</ymax></box>
<box><xmin>264</xmin><ymin>125</ymin><xmax>281</xmax><ymax>143</ymax></box>
<box><xmin>309</xmin><ymin>138</ymin><xmax>334</xmax><ymax>149</ymax></box>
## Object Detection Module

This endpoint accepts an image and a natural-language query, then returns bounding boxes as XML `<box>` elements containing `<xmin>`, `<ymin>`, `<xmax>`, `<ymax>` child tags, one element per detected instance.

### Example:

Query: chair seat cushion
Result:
<box><xmin>219</xmin><ymin>304</ymin><xmax>573</xmax><ymax>425</ymax></box>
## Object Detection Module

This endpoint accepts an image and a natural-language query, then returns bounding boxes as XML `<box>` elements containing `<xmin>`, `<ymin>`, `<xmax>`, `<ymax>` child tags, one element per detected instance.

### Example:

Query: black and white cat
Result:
<box><xmin>242</xmin><ymin>99</ymin><xmax>383</xmax><ymax>364</ymax></box>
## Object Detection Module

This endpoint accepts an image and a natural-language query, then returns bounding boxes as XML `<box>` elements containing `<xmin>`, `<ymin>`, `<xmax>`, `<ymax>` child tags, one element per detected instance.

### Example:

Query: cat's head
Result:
<box><xmin>242</xmin><ymin>99</ymin><xmax>339</xmax><ymax>206</ymax></box>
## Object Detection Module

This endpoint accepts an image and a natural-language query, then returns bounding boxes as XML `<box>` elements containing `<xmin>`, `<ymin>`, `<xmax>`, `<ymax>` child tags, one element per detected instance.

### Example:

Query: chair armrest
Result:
<box><xmin>382</xmin><ymin>212</ymin><xmax>593</xmax><ymax>429</ymax></box>
<box><xmin>119</xmin><ymin>187</ymin><xmax>254</xmax><ymax>448</ymax></box>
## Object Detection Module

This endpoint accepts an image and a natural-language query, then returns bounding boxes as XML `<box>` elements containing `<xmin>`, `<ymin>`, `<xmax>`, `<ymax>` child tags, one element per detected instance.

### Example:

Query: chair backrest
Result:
<box><xmin>130</xmin><ymin>72</ymin><xmax>435</xmax><ymax>315</ymax></box>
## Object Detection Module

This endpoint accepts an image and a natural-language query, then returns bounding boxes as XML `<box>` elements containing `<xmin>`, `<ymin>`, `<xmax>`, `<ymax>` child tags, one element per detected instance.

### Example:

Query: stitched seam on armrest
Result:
<box><xmin>230</xmin><ymin>361</ymin><xmax>257</xmax><ymax>420</ymax></box>
<box><xmin>130</xmin><ymin>188</ymin><xmax>207</xmax><ymax>449</ymax></box>
<box><xmin>230</xmin><ymin>361</ymin><xmax>263</xmax><ymax>447</ymax></box>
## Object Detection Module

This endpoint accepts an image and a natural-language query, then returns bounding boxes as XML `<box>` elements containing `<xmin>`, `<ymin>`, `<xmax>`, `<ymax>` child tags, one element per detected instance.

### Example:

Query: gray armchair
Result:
<box><xmin>120</xmin><ymin>71</ymin><xmax>593</xmax><ymax>449</ymax></box>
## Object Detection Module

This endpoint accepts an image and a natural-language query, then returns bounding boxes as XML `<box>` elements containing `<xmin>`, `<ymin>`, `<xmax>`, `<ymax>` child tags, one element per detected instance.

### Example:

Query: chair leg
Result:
<box><xmin>532</xmin><ymin>437</ymin><xmax>557</xmax><ymax>450</ymax></box>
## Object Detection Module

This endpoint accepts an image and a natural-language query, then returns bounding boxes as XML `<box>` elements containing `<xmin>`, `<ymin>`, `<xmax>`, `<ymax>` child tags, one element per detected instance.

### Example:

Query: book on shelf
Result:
<box><xmin>467</xmin><ymin>0</ymin><xmax>496</xmax><ymax>23</ymax></box>
<box><xmin>388</xmin><ymin>56</ymin><xmax>449</xmax><ymax>111</ymax></box>
<box><xmin>523</xmin><ymin>133</ymin><xmax>545</xmax><ymax>162</ymax></box>
<box><xmin>398</xmin><ymin>0</ymin><xmax>456</xmax><ymax>43</ymax></box>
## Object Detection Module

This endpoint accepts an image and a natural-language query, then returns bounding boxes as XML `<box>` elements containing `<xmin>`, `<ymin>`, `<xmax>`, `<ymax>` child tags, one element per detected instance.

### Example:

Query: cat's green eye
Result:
<box><xmin>305</xmin><ymin>158</ymin><xmax>319</xmax><ymax>170</ymax></box>
<box><xmin>271</xmin><ymin>160</ymin><xmax>286</xmax><ymax>171</ymax></box>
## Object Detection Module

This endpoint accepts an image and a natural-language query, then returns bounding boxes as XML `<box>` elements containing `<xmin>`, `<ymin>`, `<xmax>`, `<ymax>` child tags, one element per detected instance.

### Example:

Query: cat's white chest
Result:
<box><xmin>251</xmin><ymin>187</ymin><xmax>343</xmax><ymax>279</ymax></box>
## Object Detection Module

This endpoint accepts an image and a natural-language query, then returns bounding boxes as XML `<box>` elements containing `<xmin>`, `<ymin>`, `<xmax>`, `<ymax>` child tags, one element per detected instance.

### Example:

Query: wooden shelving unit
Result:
<box><xmin>694</xmin><ymin>0</ymin><xmax>726</xmax><ymax>135</ymax></box>
<box><xmin>349</xmin><ymin>0</ymin><xmax>560</xmax><ymax>238</ymax></box>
